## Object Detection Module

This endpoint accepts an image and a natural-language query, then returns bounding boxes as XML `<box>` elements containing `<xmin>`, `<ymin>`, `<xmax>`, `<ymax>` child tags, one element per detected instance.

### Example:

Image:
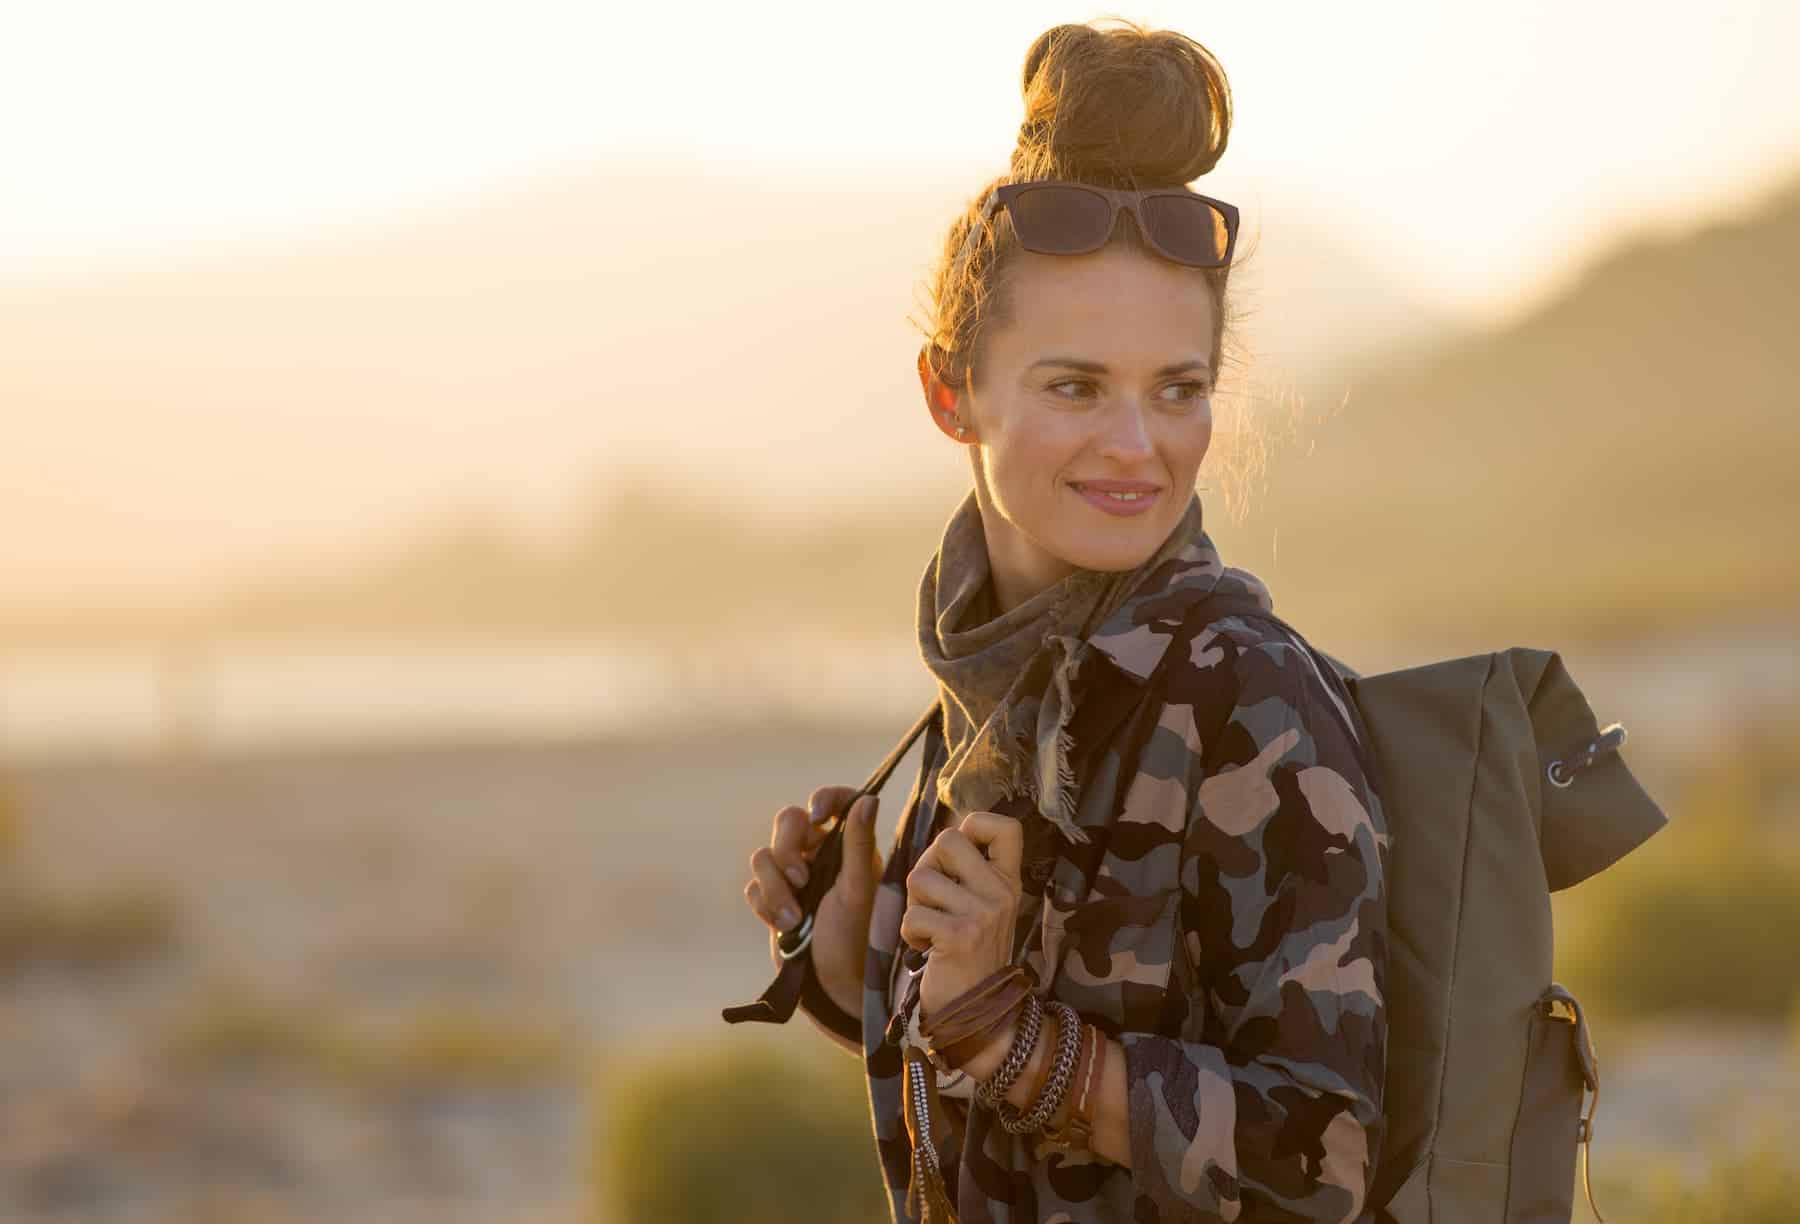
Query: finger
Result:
<box><xmin>745</xmin><ymin>874</ymin><xmax>797</xmax><ymax>933</ymax></box>
<box><xmin>807</xmin><ymin>784</ymin><xmax>861</xmax><ymax>828</ymax></box>
<box><xmin>838</xmin><ymin>793</ymin><xmax>882</xmax><ymax>899</ymax></box>
<box><xmin>958</xmin><ymin>811</ymin><xmax>1024</xmax><ymax>885</ymax></box>
<box><xmin>922</xmin><ymin>827</ymin><xmax>1011</xmax><ymax>902</ymax></box>
<box><xmin>747</xmin><ymin>847</ymin><xmax>802</xmax><ymax>932</ymax></box>
<box><xmin>905</xmin><ymin>864</ymin><xmax>976</xmax><ymax>915</ymax></box>
<box><xmin>899</xmin><ymin>899</ymin><xmax>956</xmax><ymax>953</ymax></box>
<box><xmin>767</xmin><ymin>805</ymin><xmax>823</xmax><ymax>889</ymax></box>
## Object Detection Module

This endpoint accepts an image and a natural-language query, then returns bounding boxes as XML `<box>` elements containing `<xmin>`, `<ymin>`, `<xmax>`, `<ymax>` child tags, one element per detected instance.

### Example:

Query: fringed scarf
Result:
<box><xmin>915</xmin><ymin>486</ymin><xmax>1208</xmax><ymax>845</ymax></box>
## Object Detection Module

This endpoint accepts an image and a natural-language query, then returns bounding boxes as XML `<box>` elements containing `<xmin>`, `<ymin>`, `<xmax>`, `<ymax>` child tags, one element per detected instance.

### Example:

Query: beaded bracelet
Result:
<box><xmin>997</xmin><ymin>1001</ymin><xmax>1083</xmax><ymax>1134</ymax></box>
<box><xmin>973</xmin><ymin>992</ymin><xmax>1043</xmax><ymax>1108</ymax></box>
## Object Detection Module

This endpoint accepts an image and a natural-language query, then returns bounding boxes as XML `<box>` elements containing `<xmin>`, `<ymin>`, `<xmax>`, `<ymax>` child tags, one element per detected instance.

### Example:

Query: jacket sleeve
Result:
<box><xmin>1120</xmin><ymin>631</ymin><xmax>1389</xmax><ymax>1222</ymax></box>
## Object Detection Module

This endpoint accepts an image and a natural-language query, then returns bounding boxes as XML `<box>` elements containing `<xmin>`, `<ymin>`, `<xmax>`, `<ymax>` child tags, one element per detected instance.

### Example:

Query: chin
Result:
<box><xmin>1061</xmin><ymin>529</ymin><xmax>1162</xmax><ymax>574</ymax></box>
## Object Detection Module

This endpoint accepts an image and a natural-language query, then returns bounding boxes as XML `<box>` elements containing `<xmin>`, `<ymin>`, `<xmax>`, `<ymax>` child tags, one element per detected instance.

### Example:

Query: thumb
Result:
<box><xmin>837</xmin><ymin>793</ymin><xmax>881</xmax><ymax>899</ymax></box>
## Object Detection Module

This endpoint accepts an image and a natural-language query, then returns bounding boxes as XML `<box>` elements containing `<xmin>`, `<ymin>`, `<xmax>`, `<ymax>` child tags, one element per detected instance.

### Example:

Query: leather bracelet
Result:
<box><xmin>920</xmin><ymin>964</ymin><xmax>1033</xmax><ymax>1037</ymax></box>
<box><xmin>935</xmin><ymin>1002</ymin><xmax>1026</xmax><ymax>1072</ymax></box>
<box><xmin>997</xmin><ymin>1000</ymin><xmax>1082</xmax><ymax>1134</ymax></box>
<box><xmin>926</xmin><ymin>978</ymin><xmax>1035</xmax><ymax>1069</ymax></box>
<box><xmin>974</xmin><ymin>992</ymin><xmax>1043</xmax><ymax>1107</ymax></box>
<box><xmin>1076</xmin><ymin>1024</ymin><xmax>1107</xmax><ymax>1144</ymax></box>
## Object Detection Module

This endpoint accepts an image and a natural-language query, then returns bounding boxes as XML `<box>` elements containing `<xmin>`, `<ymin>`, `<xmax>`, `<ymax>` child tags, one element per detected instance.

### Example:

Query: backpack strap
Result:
<box><xmin>721</xmin><ymin>700</ymin><xmax>942</xmax><ymax>1027</ymax></box>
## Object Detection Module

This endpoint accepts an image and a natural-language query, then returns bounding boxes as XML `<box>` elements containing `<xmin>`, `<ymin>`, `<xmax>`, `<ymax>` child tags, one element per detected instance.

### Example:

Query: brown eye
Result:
<box><xmin>1049</xmin><ymin>379</ymin><xmax>1097</xmax><ymax>400</ymax></box>
<box><xmin>1160</xmin><ymin>381</ymin><xmax>1210</xmax><ymax>405</ymax></box>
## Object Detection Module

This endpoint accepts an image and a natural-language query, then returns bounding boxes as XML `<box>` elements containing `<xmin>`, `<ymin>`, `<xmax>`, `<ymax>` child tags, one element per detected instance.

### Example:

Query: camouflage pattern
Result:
<box><xmin>862</xmin><ymin>526</ymin><xmax>1391</xmax><ymax>1223</ymax></box>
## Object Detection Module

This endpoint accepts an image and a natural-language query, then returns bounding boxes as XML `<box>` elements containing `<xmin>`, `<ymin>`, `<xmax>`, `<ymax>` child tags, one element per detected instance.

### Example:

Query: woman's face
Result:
<box><xmin>924</xmin><ymin>243</ymin><xmax>1217</xmax><ymax>612</ymax></box>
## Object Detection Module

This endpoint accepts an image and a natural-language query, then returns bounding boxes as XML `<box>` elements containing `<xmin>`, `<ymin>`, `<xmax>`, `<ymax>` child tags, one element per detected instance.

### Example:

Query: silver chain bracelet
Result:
<box><xmin>974</xmin><ymin>992</ymin><xmax>1044</xmax><ymax>1108</ymax></box>
<box><xmin>997</xmin><ymin>1001</ymin><xmax>1082</xmax><ymax>1134</ymax></box>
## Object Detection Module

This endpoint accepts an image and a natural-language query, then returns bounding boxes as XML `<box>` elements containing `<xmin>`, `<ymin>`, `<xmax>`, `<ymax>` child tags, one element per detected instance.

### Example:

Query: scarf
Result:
<box><xmin>915</xmin><ymin>486</ymin><xmax>1208</xmax><ymax>846</ymax></box>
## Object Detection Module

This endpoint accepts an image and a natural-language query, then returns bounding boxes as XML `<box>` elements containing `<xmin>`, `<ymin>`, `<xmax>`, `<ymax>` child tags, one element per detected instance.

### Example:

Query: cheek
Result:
<box><xmin>1176</xmin><ymin>406</ymin><xmax>1214</xmax><ymax>468</ymax></box>
<box><xmin>990</xmin><ymin>414</ymin><xmax>1084</xmax><ymax>488</ymax></box>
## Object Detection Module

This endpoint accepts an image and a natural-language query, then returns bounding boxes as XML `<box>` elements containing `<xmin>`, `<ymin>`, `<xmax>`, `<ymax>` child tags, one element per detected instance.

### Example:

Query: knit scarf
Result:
<box><xmin>915</xmin><ymin>486</ymin><xmax>1208</xmax><ymax>846</ymax></box>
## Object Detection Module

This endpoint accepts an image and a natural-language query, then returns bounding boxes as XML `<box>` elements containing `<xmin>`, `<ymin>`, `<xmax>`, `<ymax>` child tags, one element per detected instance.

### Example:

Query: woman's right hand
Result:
<box><xmin>742</xmin><ymin>785</ymin><xmax>883</xmax><ymax>1019</ymax></box>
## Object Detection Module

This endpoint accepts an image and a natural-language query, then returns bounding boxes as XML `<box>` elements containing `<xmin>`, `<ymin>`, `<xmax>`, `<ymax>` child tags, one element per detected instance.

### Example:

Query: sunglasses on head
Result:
<box><xmin>975</xmin><ymin>179</ymin><xmax>1239</xmax><ymax>268</ymax></box>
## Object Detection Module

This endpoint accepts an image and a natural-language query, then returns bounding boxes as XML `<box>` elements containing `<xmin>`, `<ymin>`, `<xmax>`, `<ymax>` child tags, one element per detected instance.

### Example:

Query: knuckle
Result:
<box><xmin>749</xmin><ymin>846</ymin><xmax>772</xmax><ymax>871</ymax></box>
<box><xmin>772</xmin><ymin>805</ymin><xmax>804</xmax><ymax>839</ymax></box>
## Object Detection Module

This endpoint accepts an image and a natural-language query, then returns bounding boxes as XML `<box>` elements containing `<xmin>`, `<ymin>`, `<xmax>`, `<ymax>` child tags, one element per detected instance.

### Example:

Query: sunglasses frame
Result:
<box><xmin>980</xmin><ymin>179</ymin><xmax>1240</xmax><ymax>269</ymax></box>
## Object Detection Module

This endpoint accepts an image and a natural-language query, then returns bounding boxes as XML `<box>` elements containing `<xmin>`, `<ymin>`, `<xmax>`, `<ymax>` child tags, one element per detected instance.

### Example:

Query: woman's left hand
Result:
<box><xmin>900</xmin><ymin>810</ymin><xmax>1026</xmax><ymax>1025</ymax></box>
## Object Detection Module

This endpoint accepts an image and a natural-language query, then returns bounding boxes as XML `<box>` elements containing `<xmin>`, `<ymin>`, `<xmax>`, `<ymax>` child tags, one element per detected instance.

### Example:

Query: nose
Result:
<box><xmin>1096</xmin><ymin>395</ymin><xmax>1155</xmax><ymax>462</ymax></box>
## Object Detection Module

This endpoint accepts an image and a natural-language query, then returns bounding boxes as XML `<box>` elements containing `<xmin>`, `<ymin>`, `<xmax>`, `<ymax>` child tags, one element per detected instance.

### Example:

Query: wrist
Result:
<box><xmin>815</xmin><ymin>963</ymin><xmax>861</xmax><ymax>1019</ymax></box>
<box><xmin>958</xmin><ymin>1008</ymin><xmax>1023</xmax><ymax>1084</ymax></box>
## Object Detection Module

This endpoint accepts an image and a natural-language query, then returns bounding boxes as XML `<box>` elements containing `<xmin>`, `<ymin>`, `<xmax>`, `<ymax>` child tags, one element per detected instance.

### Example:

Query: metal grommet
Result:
<box><xmin>1547</xmin><ymin>760</ymin><xmax>1574</xmax><ymax>789</ymax></box>
<box><xmin>778</xmin><ymin>912</ymin><xmax>816</xmax><ymax>959</ymax></box>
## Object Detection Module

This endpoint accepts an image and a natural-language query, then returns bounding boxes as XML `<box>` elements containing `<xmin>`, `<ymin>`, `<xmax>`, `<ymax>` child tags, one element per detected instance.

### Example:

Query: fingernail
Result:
<box><xmin>779</xmin><ymin>906</ymin><xmax>799</xmax><ymax>929</ymax></box>
<box><xmin>785</xmin><ymin>864</ymin><xmax>808</xmax><ymax>887</ymax></box>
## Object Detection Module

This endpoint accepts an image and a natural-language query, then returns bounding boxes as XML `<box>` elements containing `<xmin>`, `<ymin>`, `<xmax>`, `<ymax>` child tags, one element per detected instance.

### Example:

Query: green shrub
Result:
<box><xmin>596</xmin><ymin>1036</ymin><xmax>886</xmax><ymax>1224</ymax></box>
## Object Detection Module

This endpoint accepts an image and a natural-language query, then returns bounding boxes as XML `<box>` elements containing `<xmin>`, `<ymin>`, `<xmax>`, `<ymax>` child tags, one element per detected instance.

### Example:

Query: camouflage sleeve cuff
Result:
<box><xmin>1120</xmin><ymin>1031</ymin><xmax>1242</xmax><ymax>1216</ymax></box>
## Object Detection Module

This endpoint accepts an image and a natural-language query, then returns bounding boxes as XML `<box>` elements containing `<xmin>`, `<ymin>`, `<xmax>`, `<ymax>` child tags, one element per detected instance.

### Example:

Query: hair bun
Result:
<box><xmin>1011</xmin><ymin>19</ymin><xmax>1231</xmax><ymax>187</ymax></box>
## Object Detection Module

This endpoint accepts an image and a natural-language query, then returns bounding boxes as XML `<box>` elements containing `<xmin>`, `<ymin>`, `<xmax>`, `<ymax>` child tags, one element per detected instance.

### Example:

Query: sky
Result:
<box><xmin>3</xmin><ymin>1</ymin><xmax>1799</xmax><ymax>321</ymax></box>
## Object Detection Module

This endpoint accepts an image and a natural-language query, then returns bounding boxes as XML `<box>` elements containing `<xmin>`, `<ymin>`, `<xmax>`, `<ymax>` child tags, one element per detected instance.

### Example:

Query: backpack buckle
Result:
<box><xmin>1547</xmin><ymin>722</ymin><xmax>1628</xmax><ymax>789</ymax></box>
<box><xmin>1542</xmin><ymin>984</ymin><xmax>1606</xmax><ymax>1222</ymax></box>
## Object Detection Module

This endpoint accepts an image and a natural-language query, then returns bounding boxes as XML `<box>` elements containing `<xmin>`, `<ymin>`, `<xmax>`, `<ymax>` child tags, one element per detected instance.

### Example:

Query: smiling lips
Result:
<box><xmin>1070</xmin><ymin>479</ymin><xmax>1161</xmax><ymax>516</ymax></box>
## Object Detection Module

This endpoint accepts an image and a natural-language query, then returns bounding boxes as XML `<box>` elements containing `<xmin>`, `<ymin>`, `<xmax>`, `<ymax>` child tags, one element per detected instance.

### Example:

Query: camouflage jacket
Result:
<box><xmin>855</xmin><ymin>530</ymin><xmax>1390</xmax><ymax>1223</ymax></box>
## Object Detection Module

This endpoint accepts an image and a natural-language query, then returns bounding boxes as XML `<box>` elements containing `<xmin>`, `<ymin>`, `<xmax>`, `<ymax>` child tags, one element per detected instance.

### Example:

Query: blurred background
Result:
<box><xmin>2</xmin><ymin>1</ymin><xmax>1797</xmax><ymax>1220</ymax></box>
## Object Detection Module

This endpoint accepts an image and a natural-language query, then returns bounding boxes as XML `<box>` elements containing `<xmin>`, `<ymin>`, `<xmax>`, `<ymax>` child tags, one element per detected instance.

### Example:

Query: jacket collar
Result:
<box><xmin>1083</xmin><ymin>524</ymin><xmax>1275</xmax><ymax>683</ymax></box>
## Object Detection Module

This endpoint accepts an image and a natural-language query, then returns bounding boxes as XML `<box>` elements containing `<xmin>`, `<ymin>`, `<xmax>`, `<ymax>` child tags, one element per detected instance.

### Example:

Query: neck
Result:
<box><xmin>972</xmin><ymin>474</ymin><xmax>1079</xmax><ymax>617</ymax></box>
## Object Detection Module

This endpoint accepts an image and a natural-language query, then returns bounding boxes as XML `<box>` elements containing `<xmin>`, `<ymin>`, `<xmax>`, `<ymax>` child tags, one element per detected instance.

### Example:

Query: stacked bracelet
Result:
<box><xmin>1044</xmin><ymin>1019</ymin><xmax>1104</xmax><ymax>1150</ymax></box>
<box><xmin>996</xmin><ymin>1000</ymin><xmax>1083</xmax><ymax>1134</ymax></box>
<box><xmin>973</xmin><ymin>992</ymin><xmax>1043</xmax><ymax>1107</ymax></box>
<box><xmin>919</xmin><ymin>964</ymin><xmax>1038</xmax><ymax>1072</ymax></box>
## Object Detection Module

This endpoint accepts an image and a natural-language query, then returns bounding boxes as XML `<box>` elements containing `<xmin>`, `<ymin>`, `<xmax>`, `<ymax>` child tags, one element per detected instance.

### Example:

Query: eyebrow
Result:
<box><xmin>1027</xmin><ymin>356</ymin><xmax>1211</xmax><ymax>377</ymax></box>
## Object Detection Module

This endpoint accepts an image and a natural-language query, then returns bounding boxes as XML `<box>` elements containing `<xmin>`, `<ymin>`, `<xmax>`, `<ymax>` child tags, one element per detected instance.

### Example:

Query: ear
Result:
<box><xmin>918</xmin><ymin>346</ymin><xmax>973</xmax><ymax>443</ymax></box>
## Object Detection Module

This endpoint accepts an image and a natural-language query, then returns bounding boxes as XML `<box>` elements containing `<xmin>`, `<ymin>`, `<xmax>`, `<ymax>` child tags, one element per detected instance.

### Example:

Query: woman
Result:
<box><xmin>741</xmin><ymin>19</ymin><xmax>1388</xmax><ymax>1223</ymax></box>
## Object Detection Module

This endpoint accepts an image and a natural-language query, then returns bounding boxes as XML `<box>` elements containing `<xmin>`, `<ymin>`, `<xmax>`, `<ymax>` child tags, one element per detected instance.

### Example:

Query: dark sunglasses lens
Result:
<box><xmin>1141</xmin><ymin>195</ymin><xmax>1232</xmax><ymax>264</ymax></box>
<box><xmin>1007</xmin><ymin>186</ymin><xmax>1112</xmax><ymax>254</ymax></box>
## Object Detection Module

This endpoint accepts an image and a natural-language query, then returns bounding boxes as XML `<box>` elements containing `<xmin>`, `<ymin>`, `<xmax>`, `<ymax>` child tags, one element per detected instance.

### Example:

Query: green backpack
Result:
<box><xmin>1192</xmin><ymin>593</ymin><xmax>1668</xmax><ymax>1223</ymax></box>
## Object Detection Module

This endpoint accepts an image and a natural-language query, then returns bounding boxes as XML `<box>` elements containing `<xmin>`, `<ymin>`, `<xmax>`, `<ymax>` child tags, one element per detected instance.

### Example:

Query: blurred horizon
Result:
<box><xmin>4</xmin><ymin>155</ymin><xmax>1797</xmax><ymax>635</ymax></box>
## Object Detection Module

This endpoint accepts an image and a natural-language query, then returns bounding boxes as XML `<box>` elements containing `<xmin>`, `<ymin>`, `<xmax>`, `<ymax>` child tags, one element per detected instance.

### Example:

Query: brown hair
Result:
<box><xmin>914</xmin><ymin>18</ymin><xmax>1240</xmax><ymax>394</ymax></box>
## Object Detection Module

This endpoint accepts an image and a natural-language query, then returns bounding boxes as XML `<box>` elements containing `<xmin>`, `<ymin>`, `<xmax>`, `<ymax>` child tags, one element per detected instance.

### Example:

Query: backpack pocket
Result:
<box><xmin>1504</xmin><ymin>984</ymin><xmax>1593</xmax><ymax>1222</ymax></box>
